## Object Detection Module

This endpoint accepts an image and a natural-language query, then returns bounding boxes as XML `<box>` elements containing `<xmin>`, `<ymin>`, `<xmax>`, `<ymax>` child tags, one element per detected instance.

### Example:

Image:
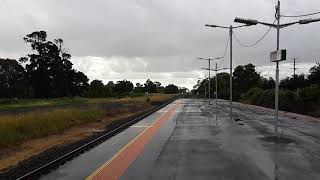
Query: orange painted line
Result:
<box><xmin>87</xmin><ymin>102</ymin><xmax>179</xmax><ymax>180</ymax></box>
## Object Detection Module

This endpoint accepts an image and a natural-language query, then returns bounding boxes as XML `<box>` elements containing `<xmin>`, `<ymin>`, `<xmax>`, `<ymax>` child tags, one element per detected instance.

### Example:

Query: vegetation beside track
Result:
<box><xmin>0</xmin><ymin>93</ymin><xmax>176</xmax><ymax>111</ymax></box>
<box><xmin>0</xmin><ymin>108</ymin><xmax>105</xmax><ymax>148</ymax></box>
<box><xmin>0</xmin><ymin>94</ymin><xmax>177</xmax><ymax>148</ymax></box>
<box><xmin>240</xmin><ymin>87</ymin><xmax>320</xmax><ymax>117</ymax></box>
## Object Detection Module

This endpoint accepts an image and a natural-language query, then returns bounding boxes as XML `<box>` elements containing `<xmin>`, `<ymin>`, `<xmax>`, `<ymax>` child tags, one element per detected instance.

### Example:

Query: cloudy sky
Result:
<box><xmin>0</xmin><ymin>0</ymin><xmax>319</xmax><ymax>89</ymax></box>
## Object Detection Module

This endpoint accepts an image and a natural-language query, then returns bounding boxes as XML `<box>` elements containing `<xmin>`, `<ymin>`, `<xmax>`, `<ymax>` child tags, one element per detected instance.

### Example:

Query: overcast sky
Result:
<box><xmin>0</xmin><ymin>0</ymin><xmax>319</xmax><ymax>89</ymax></box>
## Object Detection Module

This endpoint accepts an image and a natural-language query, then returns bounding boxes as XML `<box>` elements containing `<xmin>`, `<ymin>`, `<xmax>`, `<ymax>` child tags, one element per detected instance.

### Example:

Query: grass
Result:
<box><xmin>0</xmin><ymin>108</ymin><xmax>106</xmax><ymax>148</ymax></box>
<box><xmin>0</xmin><ymin>97</ymin><xmax>120</xmax><ymax>110</ymax></box>
<box><xmin>0</xmin><ymin>93</ymin><xmax>177</xmax><ymax>110</ymax></box>
<box><xmin>116</xmin><ymin>93</ymin><xmax>176</xmax><ymax>103</ymax></box>
<box><xmin>0</xmin><ymin>93</ymin><xmax>177</xmax><ymax>147</ymax></box>
<box><xmin>148</xmin><ymin>93</ymin><xmax>176</xmax><ymax>103</ymax></box>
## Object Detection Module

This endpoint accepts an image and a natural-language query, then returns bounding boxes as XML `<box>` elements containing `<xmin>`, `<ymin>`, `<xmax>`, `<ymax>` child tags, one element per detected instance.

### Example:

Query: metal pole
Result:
<box><xmin>229</xmin><ymin>26</ymin><xmax>233</xmax><ymax>120</ymax></box>
<box><xmin>293</xmin><ymin>58</ymin><xmax>296</xmax><ymax>77</ymax></box>
<box><xmin>275</xmin><ymin>0</ymin><xmax>280</xmax><ymax>137</ymax></box>
<box><xmin>208</xmin><ymin>59</ymin><xmax>211</xmax><ymax>104</ymax></box>
<box><xmin>204</xmin><ymin>74</ymin><xmax>207</xmax><ymax>100</ymax></box>
<box><xmin>215</xmin><ymin>62</ymin><xmax>218</xmax><ymax>108</ymax></box>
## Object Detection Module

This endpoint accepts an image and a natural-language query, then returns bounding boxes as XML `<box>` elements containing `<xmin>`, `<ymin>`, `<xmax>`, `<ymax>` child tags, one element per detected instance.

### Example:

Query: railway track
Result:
<box><xmin>14</xmin><ymin>98</ymin><xmax>178</xmax><ymax>180</ymax></box>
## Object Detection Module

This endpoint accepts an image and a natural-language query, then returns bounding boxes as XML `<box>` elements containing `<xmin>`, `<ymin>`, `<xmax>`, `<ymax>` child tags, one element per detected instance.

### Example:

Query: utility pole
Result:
<box><xmin>198</xmin><ymin>57</ymin><xmax>221</xmax><ymax>104</ymax></box>
<box><xmin>205</xmin><ymin>24</ymin><xmax>250</xmax><ymax>119</ymax></box>
<box><xmin>208</xmin><ymin>60</ymin><xmax>211</xmax><ymax>104</ymax></box>
<box><xmin>229</xmin><ymin>26</ymin><xmax>233</xmax><ymax>118</ymax></box>
<box><xmin>215</xmin><ymin>63</ymin><xmax>218</xmax><ymax>108</ymax></box>
<box><xmin>202</xmin><ymin>62</ymin><xmax>227</xmax><ymax>109</ymax></box>
<box><xmin>234</xmin><ymin>0</ymin><xmax>320</xmax><ymax>137</ymax></box>
<box><xmin>204</xmin><ymin>75</ymin><xmax>207</xmax><ymax>100</ymax></box>
<box><xmin>275</xmin><ymin>0</ymin><xmax>280</xmax><ymax>137</ymax></box>
<box><xmin>291</xmin><ymin>57</ymin><xmax>298</xmax><ymax>77</ymax></box>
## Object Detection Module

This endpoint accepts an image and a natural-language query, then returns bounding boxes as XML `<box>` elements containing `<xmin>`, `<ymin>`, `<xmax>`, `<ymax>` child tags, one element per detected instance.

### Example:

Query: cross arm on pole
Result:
<box><xmin>205</xmin><ymin>24</ymin><xmax>229</xmax><ymax>29</ymax></box>
<box><xmin>235</xmin><ymin>17</ymin><xmax>320</xmax><ymax>29</ymax></box>
<box><xmin>202</xmin><ymin>67</ymin><xmax>228</xmax><ymax>71</ymax></box>
<box><xmin>233</xmin><ymin>24</ymin><xmax>253</xmax><ymax>29</ymax></box>
<box><xmin>217</xmin><ymin>67</ymin><xmax>228</xmax><ymax>71</ymax></box>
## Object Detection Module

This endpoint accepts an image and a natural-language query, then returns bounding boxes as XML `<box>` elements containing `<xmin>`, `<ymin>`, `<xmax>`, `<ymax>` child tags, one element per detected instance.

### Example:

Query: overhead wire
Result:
<box><xmin>232</xmin><ymin>19</ymin><xmax>276</xmax><ymax>48</ymax></box>
<box><xmin>281</xmin><ymin>11</ymin><xmax>320</xmax><ymax>18</ymax></box>
<box><xmin>217</xmin><ymin>34</ymin><xmax>229</xmax><ymax>69</ymax></box>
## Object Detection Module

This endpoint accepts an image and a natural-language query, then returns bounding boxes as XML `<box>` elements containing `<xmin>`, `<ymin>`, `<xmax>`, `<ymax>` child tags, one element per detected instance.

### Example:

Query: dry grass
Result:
<box><xmin>0</xmin><ymin>94</ymin><xmax>176</xmax><ymax>148</ymax></box>
<box><xmin>115</xmin><ymin>93</ymin><xmax>176</xmax><ymax>104</ymax></box>
<box><xmin>148</xmin><ymin>93</ymin><xmax>176</xmax><ymax>103</ymax></box>
<box><xmin>0</xmin><ymin>93</ymin><xmax>177</xmax><ymax>170</ymax></box>
<box><xmin>0</xmin><ymin>108</ymin><xmax>149</xmax><ymax>171</ymax></box>
<box><xmin>0</xmin><ymin>108</ymin><xmax>106</xmax><ymax>148</ymax></box>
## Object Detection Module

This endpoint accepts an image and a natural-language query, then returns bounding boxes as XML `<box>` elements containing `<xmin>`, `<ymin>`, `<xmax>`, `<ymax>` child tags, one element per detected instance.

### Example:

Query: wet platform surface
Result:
<box><xmin>40</xmin><ymin>99</ymin><xmax>320</xmax><ymax>180</ymax></box>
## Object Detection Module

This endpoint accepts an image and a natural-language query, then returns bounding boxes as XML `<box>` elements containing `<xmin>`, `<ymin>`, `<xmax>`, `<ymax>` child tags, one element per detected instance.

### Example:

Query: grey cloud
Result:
<box><xmin>0</xmin><ymin>0</ymin><xmax>320</xmax><ymax>89</ymax></box>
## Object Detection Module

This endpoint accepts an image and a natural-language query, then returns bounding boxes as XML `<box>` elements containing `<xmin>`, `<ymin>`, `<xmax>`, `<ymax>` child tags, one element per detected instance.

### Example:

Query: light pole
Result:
<box><xmin>234</xmin><ymin>0</ymin><xmax>320</xmax><ymax>137</ymax></box>
<box><xmin>205</xmin><ymin>24</ymin><xmax>251</xmax><ymax>119</ymax></box>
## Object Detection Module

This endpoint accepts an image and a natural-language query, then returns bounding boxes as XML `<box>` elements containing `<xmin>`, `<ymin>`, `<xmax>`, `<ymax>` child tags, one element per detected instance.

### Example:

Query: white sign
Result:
<box><xmin>270</xmin><ymin>49</ymin><xmax>287</xmax><ymax>62</ymax></box>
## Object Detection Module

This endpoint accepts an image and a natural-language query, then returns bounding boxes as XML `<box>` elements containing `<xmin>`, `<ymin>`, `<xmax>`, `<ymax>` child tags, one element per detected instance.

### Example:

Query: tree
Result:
<box><xmin>84</xmin><ymin>80</ymin><xmax>107</xmax><ymax>98</ymax></box>
<box><xmin>144</xmin><ymin>79</ymin><xmax>157</xmax><ymax>93</ymax></box>
<box><xmin>114</xmin><ymin>80</ymin><xmax>133</xmax><ymax>96</ymax></box>
<box><xmin>179</xmin><ymin>87</ymin><xmax>189</xmax><ymax>94</ymax></box>
<box><xmin>164</xmin><ymin>84</ymin><xmax>179</xmax><ymax>94</ymax></box>
<box><xmin>21</xmin><ymin>31</ymin><xmax>89</xmax><ymax>97</ymax></box>
<box><xmin>280</xmin><ymin>74</ymin><xmax>309</xmax><ymax>90</ymax></box>
<box><xmin>216</xmin><ymin>72</ymin><xmax>230</xmax><ymax>99</ymax></box>
<box><xmin>71</xmin><ymin>71</ymin><xmax>89</xmax><ymax>96</ymax></box>
<box><xmin>133</xmin><ymin>82</ymin><xmax>144</xmax><ymax>93</ymax></box>
<box><xmin>0</xmin><ymin>58</ymin><xmax>32</xmax><ymax>98</ymax></box>
<box><xmin>233</xmin><ymin>63</ymin><xmax>260</xmax><ymax>100</ymax></box>
<box><xmin>259</xmin><ymin>77</ymin><xmax>275</xmax><ymax>89</ymax></box>
<box><xmin>105</xmin><ymin>81</ymin><xmax>115</xmax><ymax>96</ymax></box>
<box><xmin>154</xmin><ymin>81</ymin><xmax>164</xmax><ymax>93</ymax></box>
<box><xmin>308</xmin><ymin>62</ymin><xmax>320</xmax><ymax>86</ymax></box>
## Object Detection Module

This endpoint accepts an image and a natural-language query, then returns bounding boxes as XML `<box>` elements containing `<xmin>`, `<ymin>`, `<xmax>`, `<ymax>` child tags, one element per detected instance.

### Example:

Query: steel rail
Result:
<box><xmin>15</xmin><ymin>97</ymin><xmax>179</xmax><ymax>180</ymax></box>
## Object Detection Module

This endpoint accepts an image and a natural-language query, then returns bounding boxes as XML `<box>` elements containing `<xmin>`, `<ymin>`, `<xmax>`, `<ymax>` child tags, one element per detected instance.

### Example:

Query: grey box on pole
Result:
<box><xmin>270</xmin><ymin>49</ymin><xmax>286</xmax><ymax>62</ymax></box>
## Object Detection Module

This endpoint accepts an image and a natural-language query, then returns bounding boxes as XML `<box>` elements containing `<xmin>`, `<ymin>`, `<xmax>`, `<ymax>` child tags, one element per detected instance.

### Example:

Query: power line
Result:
<box><xmin>281</xmin><ymin>11</ymin><xmax>320</xmax><ymax>18</ymax></box>
<box><xmin>232</xmin><ymin>19</ymin><xmax>276</xmax><ymax>48</ymax></box>
<box><xmin>217</xmin><ymin>35</ymin><xmax>229</xmax><ymax>68</ymax></box>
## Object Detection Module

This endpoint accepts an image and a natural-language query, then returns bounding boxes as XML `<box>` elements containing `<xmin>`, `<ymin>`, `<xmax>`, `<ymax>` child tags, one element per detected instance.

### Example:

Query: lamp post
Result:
<box><xmin>234</xmin><ymin>0</ymin><xmax>320</xmax><ymax>137</ymax></box>
<box><xmin>205</xmin><ymin>24</ymin><xmax>251</xmax><ymax>119</ymax></box>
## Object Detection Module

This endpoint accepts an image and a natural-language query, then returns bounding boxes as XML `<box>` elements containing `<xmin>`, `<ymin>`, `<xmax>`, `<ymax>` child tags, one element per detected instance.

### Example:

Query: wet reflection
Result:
<box><xmin>209</xmin><ymin>110</ymin><xmax>218</xmax><ymax>127</ymax></box>
<box><xmin>274</xmin><ymin>145</ymin><xmax>280</xmax><ymax>180</ymax></box>
<box><xmin>216</xmin><ymin>114</ymin><xmax>218</xmax><ymax>126</ymax></box>
<box><xmin>274</xmin><ymin>163</ymin><xmax>279</xmax><ymax>180</ymax></box>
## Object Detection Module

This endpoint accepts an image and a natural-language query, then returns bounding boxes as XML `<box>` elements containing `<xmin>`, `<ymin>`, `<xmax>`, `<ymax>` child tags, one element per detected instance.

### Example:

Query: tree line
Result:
<box><xmin>84</xmin><ymin>79</ymin><xmax>183</xmax><ymax>98</ymax></box>
<box><xmin>192</xmin><ymin>62</ymin><xmax>320</xmax><ymax>116</ymax></box>
<box><xmin>0</xmin><ymin>31</ymin><xmax>183</xmax><ymax>99</ymax></box>
<box><xmin>193</xmin><ymin>63</ymin><xmax>320</xmax><ymax>100</ymax></box>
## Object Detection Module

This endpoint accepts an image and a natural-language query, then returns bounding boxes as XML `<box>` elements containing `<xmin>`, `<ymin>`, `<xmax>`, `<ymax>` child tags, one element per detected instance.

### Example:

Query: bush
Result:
<box><xmin>240</xmin><ymin>86</ymin><xmax>320</xmax><ymax>115</ymax></box>
<box><xmin>298</xmin><ymin>86</ymin><xmax>320</xmax><ymax>103</ymax></box>
<box><xmin>279</xmin><ymin>90</ymin><xmax>298</xmax><ymax>111</ymax></box>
